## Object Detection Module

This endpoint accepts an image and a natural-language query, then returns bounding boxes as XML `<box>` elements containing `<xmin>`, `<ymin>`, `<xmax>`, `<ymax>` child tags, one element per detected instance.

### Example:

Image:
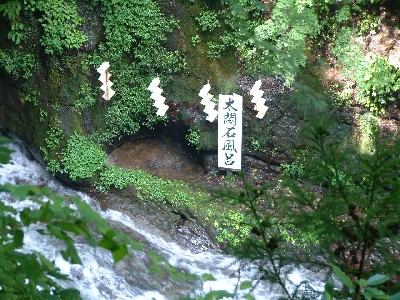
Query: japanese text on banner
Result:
<box><xmin>218</xmin><ymin>94</ymin><xmax>242</xmax><ymax>171</ymax></box>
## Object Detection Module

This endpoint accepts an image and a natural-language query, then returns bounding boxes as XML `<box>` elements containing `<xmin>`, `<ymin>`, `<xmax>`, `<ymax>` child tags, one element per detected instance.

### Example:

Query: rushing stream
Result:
<box><xmin>0</xmin><ymin>140</ymin><xmax>324</xmax><ymax>299</ymax></box>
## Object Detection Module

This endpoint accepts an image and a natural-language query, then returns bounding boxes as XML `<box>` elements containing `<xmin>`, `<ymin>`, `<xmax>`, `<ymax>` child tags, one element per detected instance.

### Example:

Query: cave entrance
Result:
<box><xmin>107</xmin><ymin>123</ymin><xmax>205</xmax><ymax>181</ymax></box>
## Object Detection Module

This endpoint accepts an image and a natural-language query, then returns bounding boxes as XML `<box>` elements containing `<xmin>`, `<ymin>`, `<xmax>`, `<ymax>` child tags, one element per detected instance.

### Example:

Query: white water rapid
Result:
<box><xmin>0</xmin><ymin>140</ymin><xmax>325</xmax><ymax>299</ymax></box>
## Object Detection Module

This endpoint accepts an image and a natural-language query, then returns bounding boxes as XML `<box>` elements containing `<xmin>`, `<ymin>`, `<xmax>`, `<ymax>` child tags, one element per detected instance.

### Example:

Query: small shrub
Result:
<box><xmin>62</xmin><ymin>132</ymin><xmax>106</xmax><ymax>181</ymax></box>
<box><xmin>74</xmin><ymin>82</ymin><xmax>96</xmax><ymax>110</ymax></box>
<box><xmin>191</xmin><ymin>34</ymin><xmax>200</xmax><ymax>46</ymax></box>
<box><xmin>0</xmin><ymin>0</ymin><xmax>24</xmax><ymax>44</ymax></box>
<box><xmin>26</xmin><ymin>0</ymin><xmax>88</xmax><ymax>55</ymax></box>
<box><xmin>186</xmin><ymin>128</ymin><xmax>201</xmax><ymax>151</ymax></box>
<box><xmin>206</xmin><ymin>41</ymin><xmax>226</xmax><ymax>59</ymax></box>
<box><xmin>195</xmin><ymin>10</ymin><xmax>220</xmax><ymax>32</ymax></box>
<box><xmin>0</xmin><ymin>50</ymin><xmax>36</xmax><ymax>80</ymax></box>
<box><xmin>333</xmin><ymin>29</ymin><xmax>400</xmax><ymax>113</ymax></box>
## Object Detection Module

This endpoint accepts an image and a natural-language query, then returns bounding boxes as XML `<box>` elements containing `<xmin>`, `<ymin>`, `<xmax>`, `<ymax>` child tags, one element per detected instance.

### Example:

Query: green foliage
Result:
<box><xmin>74</xmin><ymin>82</ymin><xmax>96</xmax><ymax>110</ymax></box>
<box><xmin>358</xmin><ymin>113</ymin><xmax>379</xmax><ymax>137</ymax></box>
<box><xmin>26</xmin><ymin>0</ymin><xmax>87</xmax><ymax>55</ymax></box>
<box><xmin>91</xmin><ymin>0</ymin><xmax>185</xmax><ymax>143</ymax></box>
<box><xmin>195</xmin><ymin>10</ymin><xmax>221</xmax><ymax>32</ymax></box>
<box><xmin>40</xmin><ymin>124</ymin><xmax>64</xmax><ymax>174</ymax></box>
<box><xmin>1</xmin><ymin>0</ymin><xmax>87</xmax><ymax>54</ymax></box>
<box><xmin>332</xmin><ymin>29</ymin><xmax>400</xmax><ymax>113</ymax></box>
<box><xmin>191</xmin><ymin>34</ymin><xmax>201</xmax><ymax>46</ymax></box>
<box><xmin>212</xmin><ymin>173</ymin><xmax>300</xmax><ymax>298</ymax></box>
<box><xmin>358</xmin><ymin>10</ymin><xmax>380</xmax><ymax>35</ymax></box>
<box><xmin>101</xmin><ymin>165</ymin><xmax>198</xmax><ymax>208</ymax></box>
<box><xmin>0</xmin><ymin>136</ymin><xmax>13</xmax><ymax>164</ymax></box>
<box><xmin>0</xmin><ymin>0</ymin><xmax>24</xmax><ymax>44</ymax></box>
<box><xmin>95</xmin><ymin>164</ymin><xmax>197</xmax><ymax>208</ymax></box>
<box><xmin>250</xmin><ymin>137</ymin><xmax>266</xmax><ymax>153</ymax></box>
<box><xmin>204</xmin><ymin>120</ymin><xmax>400</xmax><ymax>299</ymax></box>
<box><xmin>61</xmin><ymin>132</ymin><xmax>106</xmax><ymax>181</ymax></box>
<box><xmin>201</xmin><ymin>273</ymin><xmax>216</xmax><ymax>281</ymax></box>
<box><xmin>280</xmin><ymin>149</ymin><xmax>308</xmax><ymax>179</ymax></box>
<box><xmin>0</xmin><ymin>137</ymin><xmax>131</xmax><ymax>299</ymax></box>
<box><xmin>219</xmin><ymin>0</ymin><xmax>320</xmax><ymax>84</ymax></box>
<box><xmin>252</xmin><ymin>0</ymin><xmax>320</xmax><ymax>84</ymax></box>
<box><xmin>0</xmin><ymin>49</ymin><xmax>36</xmax><ymax>80</ymax></box>
<box><xmin>239</xmin><ymin>280</ymin><xmax>253</xmax><ymax>290</ymax></box>
<box><xmin>213</xmin><ymin>209</ymin><xmax>252</xmax><ymax>246</ymax></box>
<box><xmin>283</xmin><ymin>121</ymin><xmax>400</xmax><ymax>294</ymax></box>
<box><xmin>324</xmin><ymin>266</ymin><xmax>400</xmax><ymax>300</ymax></box>
<box><xmin>281</xmin><ymin>160</ymin><xmax>304</xmax><ymax>179</ymax></box>
<box><xmin>186</xmin><ymin>128</ymin><xmax>201</xmax><ymax>151</ymax></box>
<box><xmin>45</xmin><ymin>125</ymin><xmax>64</xmax><ymax>151</ymax></box>
<box><xmin>99</xmin><ymin>0</ymin><xmax>179</xmax><ymax>61</ymax></box>
<box><xmin>195</xmin><ymin>290</ymin><xmax>235</xmax><ymax>300</ymax></box>
<box><xmin>25</xmin><ymin>90</ymin><xmax>40</xmax><ymax>106</ymax></box>
<box><xmin>359</xmin><ymin>56</ymin><xmax>400</xmax><ymax>113</ymax></box>
<box><xmin>147</xmin><ymin>250</ymin><xmax>197</xmax><ymax>282</ymax></box>
<box><xmin>206</xmin><ymin>41</ymin><xmax>226</xmax><ymax>60</ymax></box>
<box><xmin>357</xmin><ymin>113</ymin><xmax>379</xmax><ymax>154</ymax></box>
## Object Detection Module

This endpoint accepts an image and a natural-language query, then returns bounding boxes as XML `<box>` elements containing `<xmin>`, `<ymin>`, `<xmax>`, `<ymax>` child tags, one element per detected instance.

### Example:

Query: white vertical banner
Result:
<box><xmin>218</xmin><ymin>94</ymin><xmax>243</xmax><ymax>171</ymax></box>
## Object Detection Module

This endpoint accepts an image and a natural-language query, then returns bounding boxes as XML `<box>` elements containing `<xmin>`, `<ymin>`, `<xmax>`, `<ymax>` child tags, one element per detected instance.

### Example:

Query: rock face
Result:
<box><xmin>0</xmin><ymin>3</ymin><xmax>306</xmax><ymax>190</ymax></box>
<box><xmin>95</xmin><ymin>187</ymin><xmax>219</xmax><ymax>253</ymax></box>
<box><xmin>0</xmin><ymin>73</ymin><xmax>46</xmax><ymax>163</ymax></box>
<box><xmin>175</xmin><ymin>219</ymin><xmax>219</xmax><ymax>253</ymax></box>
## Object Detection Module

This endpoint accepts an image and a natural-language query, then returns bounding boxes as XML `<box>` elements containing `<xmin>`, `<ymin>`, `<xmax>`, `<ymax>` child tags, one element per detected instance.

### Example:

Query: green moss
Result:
<box><xmin>165</xmin><ymin>0</ymin><xmax>239</xmax><ymax>105</ymax></box>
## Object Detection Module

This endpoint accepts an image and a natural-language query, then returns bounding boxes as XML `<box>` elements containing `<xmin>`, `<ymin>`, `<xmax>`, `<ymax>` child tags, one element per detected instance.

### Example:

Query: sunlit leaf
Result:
<box><xmin>364</xmin><ymin>287</ymin><xmax>389</xmax><ymax>300</ymax></box>
<box><xmin>332</xmin><ymin>265</ymin><xmax>355</xmax><ymax>291</ymax></box>
<box><xmin>13</xmin><ymin>229</ymin><xmax>24</xmax><ymax>248</ymax></box>
<box><xmin>201</xmin><ymin>273</ymin><xmax>216</xmax><ymax>281</ymax></box>
<box><xmin>243</xmin><ymin>294</ymin><xmax>256</xmax><ymax>300</ymax></box>
<box><xmin>0</xmin><ymin>145</ymin><xmax>13</xmax><ymax>164</ymax></box>
<box><xmin>366</xmin><ymin>274</ymin><xmax>389</xmax><ymax>286</ymax></box>
<box><xmin>239</xmin><ymin>280</ymin><xmax>252</xmax><ymax>290</ymax></box>
<box><xmin>147</xmin><ymin>250</ymin><xmax>164</xmax><ymax>265</ymax></box>
<box><xmin>111</xmin><ymin>244</ymin><xmax>128</xmax><ymax>263</ymax></box>
<box><xmin>73</xmin><ymin>196</ymin><xmax>106</xmax><ymax>227</ymax></box>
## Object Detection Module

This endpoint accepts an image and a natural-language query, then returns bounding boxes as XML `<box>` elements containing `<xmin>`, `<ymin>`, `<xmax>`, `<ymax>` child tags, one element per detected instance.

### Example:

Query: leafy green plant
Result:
<box><xmin>280</xmin><ymin>149</ymin><xmax>308</xmax><ymax>178</ymax></box>
<box><xmin>186</xmin><ymin>128</ymin><xmax>201</xmax><ymax>151</ymax></box>
<box><xmin>253</xmin><ymin>0</ymin><xmax>319</xmax><ymax>84</ymax></box>
<box><xmin>202</xmin><ymin>120</ymin><xmax>400</xmax><ymax>299</ymax></box>
<box><xmin>61</xmin><ymin>132</ymin><xmax>106</xmax><ymax>181</ymax></box>
<box><xmin>324</xmin><ymin>266</ymin><xmax>400</xmax><ymax>300</ymax></box>
<box><xmin>0</xmin><ymin>49</ymin><xmax>36</xmax><ymax>80</ymax></box>
<box><xmin>283</xmin><ymin>121</ymin><xmax>400</xmax><ymax>295</ymax></box>
<box><xmin>1</xmin><ymin>0</ymin><xmax>87</xmax><ymax>54</ymax></box>
<box><xmin>92</xmin><ymin>0</ymin><xmax>186</xmax><ymax>143</ymax></box>
<box><xmin>26</xmin><ymin>0</ymin><xmax>87</xmax><ymax>55</ymax></box>
<box><xmin>281</xmin><ymin>161</ymin><xmax>304</xmax><ymax>179</ymax></box>
<box><xmin>359</xmin><ymin>56</ymin><xmax>400</xmax><ymax>113</ymax></box>
<box><xmin>74</xmin><ymin>82</ymin><xmax>96</xmax><ymax>110</ymax></box>
<box><xmin>250</xmin><ymin>137</ymin><xmax>264</xmax><ymax>153</ymax></box>
<box><xmin>0</xmin><ymin>0</ymin><xmax>24</xmax><ymax>44</ymax></box>
<box><xmin>333</xmin><ymin>29</ymin><xmax>400</xmax><ymax>113</ymax></box>
<box><xmin>206</xmin><ymin>41</ymin><xmax>226</xmax><ymax>59</ymax></box>
<box><xmin>40</xmin><ymin>124</ymin><xmax>64</xmax><ymax>174</ymax></box>
<box><xmin>212</xmin><ymin>173</ymin><xmax>307</xmax><ymax>299</ymax></box>
<box><xmin>195</xmin><ymin>10</ymin><xmax>221</xmax><ymax>32</ymax></box>
<box><xmin>95</xmin><ymin>164</ymin><xmax>198</xmax><ymax>208</ymax></box>
<box><xmin>191</xmin><ymin>34</ymin><xmax>201</xmax><ymax>46</ymax></box>
<box><xmin>45</xmin><ymin>125</ymin><xmax>64</xmax><ymax>151</ymax></box>
<box><xmin>25</xmin><ymin>90</ymin><xmax>40</xmax><ymax>106</ymax></box>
